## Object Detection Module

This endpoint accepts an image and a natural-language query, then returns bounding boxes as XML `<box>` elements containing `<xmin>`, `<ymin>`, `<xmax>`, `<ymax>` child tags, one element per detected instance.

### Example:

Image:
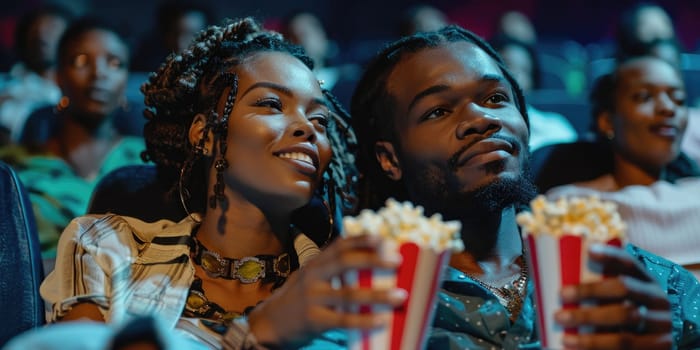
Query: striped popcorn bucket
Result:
<box><xmin>525</xmin><ymin>234</ymin><xmax>623</xmax><ymax>349</ymax></box>
<box><xmin>344</xmin><ymin>241</ymin><xmax>451</xmax><ymax>350</ymax></box>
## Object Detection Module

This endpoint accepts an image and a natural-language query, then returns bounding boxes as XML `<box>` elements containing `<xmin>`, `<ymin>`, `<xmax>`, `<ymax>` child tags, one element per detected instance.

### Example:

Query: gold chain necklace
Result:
<box><xmin>463</xmin><ymin>256</ymin><xmax>528</xmax><ymax>321</ymax></box>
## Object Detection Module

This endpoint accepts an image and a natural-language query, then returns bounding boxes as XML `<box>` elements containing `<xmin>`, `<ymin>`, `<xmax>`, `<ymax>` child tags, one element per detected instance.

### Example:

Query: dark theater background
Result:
<box><xmin>2</xmin><ymin>0</ymin><xmax>700</xmax><ymax>62</ymax></box>
<box><xmin>1</xmin><ymin>0</ymin><xmax>700</xmax><ymax>135</ymax></box>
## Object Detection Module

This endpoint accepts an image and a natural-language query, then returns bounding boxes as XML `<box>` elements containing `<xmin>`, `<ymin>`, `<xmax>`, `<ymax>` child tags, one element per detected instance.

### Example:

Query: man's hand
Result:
<box><xmin>554</xmin><ymin>244</ymin><xmax>672</xmax><ymax>350</ymax></box>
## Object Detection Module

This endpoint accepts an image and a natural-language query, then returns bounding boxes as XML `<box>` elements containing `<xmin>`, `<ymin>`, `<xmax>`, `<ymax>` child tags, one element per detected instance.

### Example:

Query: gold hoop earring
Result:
<box><xmin>319</xmin><ymin>172</ymin><xmax>337</xmax><ymax>247</ymax></box>
<box><xmin>179</xmin><ymin>164</ymin><xmax>201</xmax><ymax>223</ymax></box>
<box><xmin>320</xmin><ymin>198</ymin><xmax>334</xmax><ymax>247</ymax></box>
<box><xmin>55</xmin><ymin>96</ymin><xmax>70</xmax><ymax>113</ymax></box>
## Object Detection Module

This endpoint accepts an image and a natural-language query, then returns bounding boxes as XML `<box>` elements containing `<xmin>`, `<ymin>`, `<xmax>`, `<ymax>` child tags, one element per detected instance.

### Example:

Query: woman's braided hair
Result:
<box><xmin>141</xmin><ymin>17</ymin><xmax>358</xmax><ymax>228</ymax></box>
<box><xmin>350</xmin><ymin>25</ymin><xmax>529</xmax><ymax>210</ymax></box>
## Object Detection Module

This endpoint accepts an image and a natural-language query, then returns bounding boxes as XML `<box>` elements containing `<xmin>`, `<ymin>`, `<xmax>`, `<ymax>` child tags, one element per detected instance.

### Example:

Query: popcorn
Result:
<box><xmin>516</xmin><ymin>195</ymin><xmax>626</xmax><ymax>241</ymax></box>
<box><xmin>517</xmin><ymin>195</ymin><xmax>626</xmax><ymax>349</ymax></box>
<box><xmin>343</xmin><ymin>198</ymin><xmax>464</xmax><ymax>252</ymax></box>
<box><xmin>342</xmin><ymin>199</ymin><xmax>463</xmax><ymax>350</ymax></box>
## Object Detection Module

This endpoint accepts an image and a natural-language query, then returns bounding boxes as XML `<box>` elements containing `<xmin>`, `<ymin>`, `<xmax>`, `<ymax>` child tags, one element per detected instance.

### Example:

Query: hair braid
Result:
<box><xmin>323</xmin><ymin>89</ymin><xmax>359</xmax><ymax>214</ymax></box>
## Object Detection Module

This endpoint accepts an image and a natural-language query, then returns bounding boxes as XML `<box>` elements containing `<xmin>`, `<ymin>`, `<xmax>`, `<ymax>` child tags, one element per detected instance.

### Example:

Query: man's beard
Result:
<box><xmin>407</xmin><ymin>154</ymin><xmax>538</xmax><ymax>221</ymax></box>
<box><xmin>460</xmin><ymin>167</ymin><xmax>537</xmax><ymax>217</ymax></box>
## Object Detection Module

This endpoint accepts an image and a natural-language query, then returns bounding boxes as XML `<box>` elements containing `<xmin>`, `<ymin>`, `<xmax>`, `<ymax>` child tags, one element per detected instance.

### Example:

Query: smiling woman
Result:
<box><xmin>185</xmin><ymin>51</ymin><xmax>333</xmax><ymax>211</ymax></box>
<box><xmin>17</xmin><ymin>17</ymin><xmax>407</xmax><ymax>350</ymax></box>
<box><xmin>547</xmin><ymin>55</ymin><xmax>700</xmax><ymax>277</ymax></box>
<box><xmin>594</xmin><ymin>56</ymin><xmax>688</xmax><ymax>184</ymax></box>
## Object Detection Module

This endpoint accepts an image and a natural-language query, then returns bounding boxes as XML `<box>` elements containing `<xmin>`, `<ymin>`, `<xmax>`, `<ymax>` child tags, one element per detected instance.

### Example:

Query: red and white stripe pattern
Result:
<box><xmin>344</xmin><ymin>242</ymin><xmax>451</xmax><ymax>350</ymax></box>
<box><xmin>526</xmin><ymin>234</ymin><xmax>622</xmax><ymax>349</ymax></box>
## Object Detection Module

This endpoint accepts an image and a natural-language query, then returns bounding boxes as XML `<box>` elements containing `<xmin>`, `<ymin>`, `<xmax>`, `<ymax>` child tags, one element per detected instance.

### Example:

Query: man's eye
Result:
<box><xmin>486</xmin><ymin>93</ymin><xmax>508</xmax><ymax>104</ymax></box>
<box><xmin>421</xmin><ymin>108</ymin><xmax>450</xmax><ymax>121</ymax></box>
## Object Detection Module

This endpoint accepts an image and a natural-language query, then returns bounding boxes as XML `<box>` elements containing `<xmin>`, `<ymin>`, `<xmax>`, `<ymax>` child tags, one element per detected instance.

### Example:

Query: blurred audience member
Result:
<box><xmin>615</xmin><ymin>25</ymin><xmax>700</xmax><ymax>173</ymax></box>
<box><xmin>398</xmin><ymin>4</ymin><xmax>448</xmax><ymax>36</ymax></box>
<box><xmin>629</xmin><ymin>39</ymin><xmax>700</xmax><ymax>166</ymax></box>
<box><xmin>282</xmin><ymin>10</ymin><xmax>360</xmax><ymax>109</ymax></box>
<box><xmin>619</xmin><ymin>37</ymin><xmax>683</xmax><ymax>68</ymax></box>
<box><xmin>0</xmin><ymin>5</ymin><xmax>72</xmax><ymax>142</ymax></box>
<box><xmin>283</xmin><ymin>11</ymin><xmax>332</xmax><ymax>72</ymax></box>
<box><xmin>20</xmin><ymin>92</ymin><xmax>145</xmax><ymax>146</ymax></box>
<box><xmin>494</xmin><ymin>10</ymin><xmax>536</xmax><ymax>46</ymax></box>
<box><xmin>616</xmin><ymin>3</ymin><xmax>676</xmax><ymax>62</ymax></box>
<box><xmin>498</xmin><ymin>10</ymin><xmax>587</xmax><ymax>96</ymax></box>
<box><xmin>547</xmin><ymin>56</ymin><xmax>700</xmax><ymax>277</ymax></box>
<box><xmin>491</xmin><ymin>35</ymin><xmax>578</xmax><ymax>150</ymax></box>
<box><xmin>130</xmin><ymin>0</ymin><xmax>211</xmax><ymax>72</ymax></box>
<box><xmin>0</xmin><ymin>18</ymin><xmax>144</xmax><ymax>260</ymax></box>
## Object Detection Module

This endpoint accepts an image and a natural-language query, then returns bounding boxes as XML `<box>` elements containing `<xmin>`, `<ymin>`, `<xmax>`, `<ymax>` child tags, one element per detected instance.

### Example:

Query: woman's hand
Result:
<box><xmin>247</xmin><ymin>235</ymin><xmax>407</xmax><ymax>347</ymax></box>
<box><xmin>554</xmin><ymin>244</ymin><xmax>672</xmax><ymax>350</ymax></box>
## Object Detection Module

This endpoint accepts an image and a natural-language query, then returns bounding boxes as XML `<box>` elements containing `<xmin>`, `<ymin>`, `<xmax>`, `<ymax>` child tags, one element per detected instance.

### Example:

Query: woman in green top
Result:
<box><xmin>0</xmin><ymin>18</ymin><xmax>144</xmax><ymax>258</ymax></box>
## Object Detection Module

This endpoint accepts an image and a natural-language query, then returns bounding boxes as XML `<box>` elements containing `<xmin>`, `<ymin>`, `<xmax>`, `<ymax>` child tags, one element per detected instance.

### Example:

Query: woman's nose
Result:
<box><xmin>655</xmin><ymin>93</ymin><xmax>678</xmax><ymax>117</ymax></box>
<box><xmin>91</xmin><ymin>58</ymin><xmax>109</xmax><ymax>79</ymax></box>
<box><xmin>291</xmin><ymin>113</ymin><xmax>317</xmax><ymax>143</ymax></box>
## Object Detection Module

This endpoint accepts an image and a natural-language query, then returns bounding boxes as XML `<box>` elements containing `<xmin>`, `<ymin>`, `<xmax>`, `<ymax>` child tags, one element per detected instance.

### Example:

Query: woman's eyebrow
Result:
<box><xmin>241</xmin><ymin>81</ymin><xmax>293</xmax><ymax>97</ymax></box>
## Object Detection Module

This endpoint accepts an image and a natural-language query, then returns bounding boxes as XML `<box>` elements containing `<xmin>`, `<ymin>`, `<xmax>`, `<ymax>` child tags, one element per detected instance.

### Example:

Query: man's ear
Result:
<box><xmin>188</xmin><ymin>114</ymin><xmax>214</xmax><ymax>155</ymax></box>
<box><xmin>374</xmin><ymin>141</ymin><xmax>402</xmax><ymax>181</ymax></box>
<box><xmin>596</xmin><ymin>111</ymin><xmax>614</xmax><ymax>139</ymax></box>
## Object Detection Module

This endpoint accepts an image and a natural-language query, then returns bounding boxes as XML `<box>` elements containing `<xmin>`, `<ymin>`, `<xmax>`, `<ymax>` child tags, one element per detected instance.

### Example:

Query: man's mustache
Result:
<box><xmin>447</xmin><ymin>134</ymin><xmax>524</xmax><ymax>171</ymax></box>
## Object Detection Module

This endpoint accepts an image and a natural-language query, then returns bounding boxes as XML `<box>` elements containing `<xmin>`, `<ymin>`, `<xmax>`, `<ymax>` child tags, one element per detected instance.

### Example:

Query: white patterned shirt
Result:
<box><xmin>547</xmin><ymin>176</ymin><xmax>700</xmax><ymax>279</ymax></box>
<box><xmin>40</xmin><ymin>213</ymin><xmax>284</xmax><ymax>349</ymax></box>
